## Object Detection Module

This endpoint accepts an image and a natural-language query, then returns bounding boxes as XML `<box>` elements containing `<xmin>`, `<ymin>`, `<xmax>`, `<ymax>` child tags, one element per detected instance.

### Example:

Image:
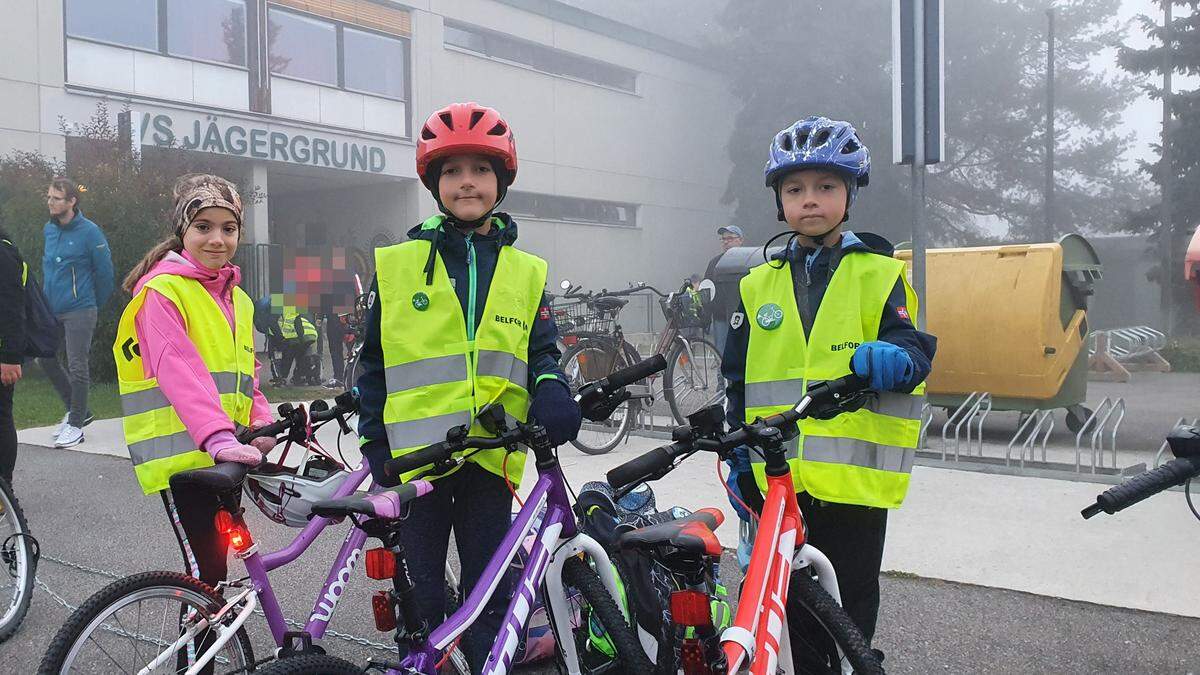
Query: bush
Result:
<box><xmin>1160</xmin><ymin>337</ymin><xmax>1200</xmax><ymax>373</ymax></box>
<box><xmin>0</xmin><ymin>101</ymin><xmax>260</xmax><ymax>381</ymax></box>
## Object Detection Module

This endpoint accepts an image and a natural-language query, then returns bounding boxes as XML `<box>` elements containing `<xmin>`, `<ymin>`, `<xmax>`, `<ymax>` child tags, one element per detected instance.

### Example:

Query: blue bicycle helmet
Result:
<box><xmin>764</xmin><ymin>116</ymin><xmax>871</xmax><ymax>226</ymax></box>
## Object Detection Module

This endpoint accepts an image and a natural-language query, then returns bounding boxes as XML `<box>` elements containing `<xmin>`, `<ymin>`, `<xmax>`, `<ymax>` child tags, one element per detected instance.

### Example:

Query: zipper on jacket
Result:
<box><xmin>465</xmin><ymin>234</ymin><xmax>478</xmax><ymax>342</ymax></box>
<box><xmin>71</xmin><ymin>266</ymin><xmax>77</xmax><ymax>299</ymax></box>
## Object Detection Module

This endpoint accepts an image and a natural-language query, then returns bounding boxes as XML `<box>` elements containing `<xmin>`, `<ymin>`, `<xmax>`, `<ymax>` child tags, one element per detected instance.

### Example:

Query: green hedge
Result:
<box><xmin>1161</xmin><ymin>337</ymin><xmax>1200</xmax><ymax>373</ymax></box>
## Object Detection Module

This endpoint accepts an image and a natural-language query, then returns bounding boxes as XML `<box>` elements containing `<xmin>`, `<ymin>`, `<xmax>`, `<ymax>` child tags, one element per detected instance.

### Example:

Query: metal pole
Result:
<box><xmin>1045</xmin><ymin>7</ymin><xmax>1056</xmax><ymax>242</ymax></box>
<box><xmin>912</xmin><ymin>0</ymin><xmax>927</xmax><ymax>330</ymax></box>
<box><xmin>1161</xmin><ymin>1</ymin><xmax>1175</xmax><ymax>335</ymax></box>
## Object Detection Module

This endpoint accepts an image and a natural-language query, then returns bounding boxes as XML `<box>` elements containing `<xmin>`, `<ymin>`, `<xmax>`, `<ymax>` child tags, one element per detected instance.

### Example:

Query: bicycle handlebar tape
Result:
<box><xmin>1082</xmin><ymin>456</ymin><xmax>1200</xmax><ymax>519</ymax></box>
<box><xmin>605</xmin><ymin>354</ymin><xmax>668</xmax><ymax>391</ymax></box>
<box><xmin>607</xmin><ymin>442</ymin><xmax>683</xmax><ymax>490</ymax></box>
<box><xmin>384</xmin><ymin>442</ymin><xmax>451</xmax><ymax>479</ymax></box>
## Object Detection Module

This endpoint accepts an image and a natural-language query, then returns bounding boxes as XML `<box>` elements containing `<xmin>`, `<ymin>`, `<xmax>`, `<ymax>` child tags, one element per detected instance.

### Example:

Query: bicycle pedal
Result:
<box><xmin>279</xmin><ymin>631</ymin><xmax>325</xmax><ymax>657</ymax></box>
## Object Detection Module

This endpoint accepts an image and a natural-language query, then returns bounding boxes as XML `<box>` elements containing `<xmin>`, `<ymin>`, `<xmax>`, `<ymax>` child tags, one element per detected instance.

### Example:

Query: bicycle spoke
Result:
<box><xmin>88</xmin><ymin>632</ymin><xmax>135</xmax><ymax>674</ymax></box>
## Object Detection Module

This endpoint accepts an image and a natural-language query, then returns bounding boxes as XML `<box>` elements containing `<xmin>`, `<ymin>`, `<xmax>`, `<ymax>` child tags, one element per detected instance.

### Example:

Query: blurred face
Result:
<box><xmin>46</xmin><ymin>187</ymin><xmax>75</xmax><ymax>219</ymax></box>
<box><xmin>720</xmin><ymin>232</ymin><xmax>743</xmax><ymax>251</ymax></box>
<box><xmin>778</xmin><ymin>170</ymin><xmax>848</xmax><ymax>241</ymax></box>
<box><xmin>183</xmin><ymin>207</ymin><xmax>240</xmax><ymax>270</ymax></box>
<box><xmin>438</xmin><ymin>154</ymin><xmax>499</xmax><ymax>223</ymax></box>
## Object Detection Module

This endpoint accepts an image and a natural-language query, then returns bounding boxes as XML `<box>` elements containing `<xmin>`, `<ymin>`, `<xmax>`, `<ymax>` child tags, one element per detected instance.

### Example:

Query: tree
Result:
<box><xmin>713</xmin><ymin>0</ymin><xmax>1143</xmax><ymax>247</ymax></box>
<box><xmin>1117</xmin><ymin>0</ymin><xmax>1200</xmax><ymax>334</ymax></box>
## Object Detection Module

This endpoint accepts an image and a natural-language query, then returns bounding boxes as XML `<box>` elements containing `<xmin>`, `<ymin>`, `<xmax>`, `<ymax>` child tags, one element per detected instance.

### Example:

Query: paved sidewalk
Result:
<box><xmin>20</xmin><ymin>412</ymin><xmax>1200</xmax><ymax>618</ymax></box>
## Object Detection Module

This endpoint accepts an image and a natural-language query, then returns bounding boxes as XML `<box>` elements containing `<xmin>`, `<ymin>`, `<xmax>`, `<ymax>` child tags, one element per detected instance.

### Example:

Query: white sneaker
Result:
<box><xmin>55</xmin><ymin>425</ymin><xmax>84</xmax><ymax>448</ymax></box>
<box><xmin>53</xmin><ymin>413</ymin><xmax>70</xmax><ymax>440</ymax></box>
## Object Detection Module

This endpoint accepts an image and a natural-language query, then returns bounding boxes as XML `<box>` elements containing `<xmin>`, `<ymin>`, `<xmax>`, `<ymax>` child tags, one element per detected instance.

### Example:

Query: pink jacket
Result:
<box><xmin>132</xmin><ymin>250</ymin><xmax>272</xmax><ymax>452</ymax></box>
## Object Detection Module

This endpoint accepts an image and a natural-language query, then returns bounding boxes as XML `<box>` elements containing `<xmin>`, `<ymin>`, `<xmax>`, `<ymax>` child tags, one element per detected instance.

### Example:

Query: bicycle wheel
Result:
<box><xmin>550</xmin><ymin>556</ymin><xmax>653</xmax><ymax>673</ymax></box>
<box><xmin>0</xmin><ymin>477</ymin><xmax>36</xmax><ymax>643</ymax></box>
<box><xmin>39</xmin><ymin>571</ymin><xmax>254</xmax><ymax>675</ymax></box>
<box><xmin>786</xmin><ymin>571</ymin><xmax>883</xmax><ymax>675</ymax></box>
<box><xmin>256</xmin><ymin>654</ymin><xmax>361</xmax><ymax>674</ymax></box>
<box><xmin>664</xmin><ymin>338</ymin><xmax>725</xmax><ymax>425</ymax></box>
<box><xmin>562</xmin><ymin>339</ymin><xmax>635</xmax><ymax>455</ymax></box>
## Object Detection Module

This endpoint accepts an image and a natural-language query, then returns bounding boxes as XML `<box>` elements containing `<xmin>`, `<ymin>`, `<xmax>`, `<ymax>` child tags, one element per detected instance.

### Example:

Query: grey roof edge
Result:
<box><xmin>491</xmin><ymin>0</ymin><xmax>713</xmax><ymax>68</ymax></box>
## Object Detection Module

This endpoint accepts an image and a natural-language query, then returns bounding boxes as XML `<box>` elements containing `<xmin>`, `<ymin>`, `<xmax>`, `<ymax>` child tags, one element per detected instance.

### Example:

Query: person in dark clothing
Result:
<box><xmin>356</xmin><ymin>102</ymin><xmax>580</xmax><ymax>673</ymax></box>
<box><xmin>323</xmin><ymin>311</ymin><xmax>347</xmax><ymax>387</ymax></box>
<box><xmin>721</xmin><ymin>117</ymin><xmax>936</xmax><ymax>666</ymax></box>
<box><xmin>0</xmin><ymin>228</ymin><xmax>28</xmax><ymax>486</ymax></box>
<box><xmin>704</xmin><ymin>225</ymin><xmax>746</xmax><ymax>353</ymax></box>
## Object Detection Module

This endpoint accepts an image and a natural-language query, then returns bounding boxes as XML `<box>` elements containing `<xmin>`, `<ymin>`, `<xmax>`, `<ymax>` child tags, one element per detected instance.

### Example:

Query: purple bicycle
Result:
<box><xmin>38</xmin><ymin>357</ymin><xmax>664</xmax><ymax>675</ymax></box>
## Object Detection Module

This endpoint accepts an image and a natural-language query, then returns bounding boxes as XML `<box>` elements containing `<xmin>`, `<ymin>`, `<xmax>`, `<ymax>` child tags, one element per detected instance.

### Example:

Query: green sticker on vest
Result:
<box><xmin>412</xmin><ymin>292</ymin><xmax>430</xmax><ymax>311</ymax></box>
<box><xmin>756</xmin><ymin>303</ymin><xmax>784</xmax><ymax>330</ymax></box>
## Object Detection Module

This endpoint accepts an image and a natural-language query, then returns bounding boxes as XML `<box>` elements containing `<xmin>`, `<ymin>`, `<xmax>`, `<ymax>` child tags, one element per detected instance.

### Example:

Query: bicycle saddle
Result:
<box><xmin>169</xmin><ymin>462</ymin><xmax>252</xmax><ymax>493</ymax></box>
<box><xmin>594</xmin><ymin>297</ymin><xmax>628</xmax><ymax>312</ymax></box>
<box><xmin>309</xmin><ymin>480</ymin><xmax>433</xmax><ymax>520</ymax></box>
<box><xmin>617</xmin><ymin>507</ymin><xmax>724</xmax><ymax>557</ymax></box>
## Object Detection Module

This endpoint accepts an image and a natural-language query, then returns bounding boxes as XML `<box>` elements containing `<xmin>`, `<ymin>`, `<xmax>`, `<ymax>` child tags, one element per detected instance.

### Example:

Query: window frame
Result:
<box><xmin>266</xmin><ymin>3</ymin><xmax>410</xmax><ymax>104</ymax></box>
<box><xmin>443</xmin><ymin>20</ymin><xmax>639</xmax><ymax>95</ymax></box>
<box><xmin>503</xmin><ymin>191</ymin><xmax>640</xmax><ymax>229</ymax></box>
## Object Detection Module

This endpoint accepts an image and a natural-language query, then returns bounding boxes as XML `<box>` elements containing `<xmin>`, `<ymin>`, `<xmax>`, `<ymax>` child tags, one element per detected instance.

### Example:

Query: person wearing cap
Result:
<box><xmin>704</xmin><ymin>224</ymin><xmax>746</xmax><ymax>353</ymax></box>
<box><xmin>114</xmin><ymin>174</ymin><xmax>276</xmax><ymax>590</ymax></box>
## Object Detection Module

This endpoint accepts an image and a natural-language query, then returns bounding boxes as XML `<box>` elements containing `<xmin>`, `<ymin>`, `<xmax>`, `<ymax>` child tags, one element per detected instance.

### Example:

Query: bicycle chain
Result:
<box><xmin>35</xmin><ymin>554</ymin><xmax>398</xmax><ymax>653</ymax></box>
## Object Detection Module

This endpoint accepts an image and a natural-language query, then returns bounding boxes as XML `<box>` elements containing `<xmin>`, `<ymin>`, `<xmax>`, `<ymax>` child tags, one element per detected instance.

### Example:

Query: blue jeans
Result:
<box><xmin>391</xmin><ymin>462</ymin><xmax>515</xmax><ymax>673</ymax></box>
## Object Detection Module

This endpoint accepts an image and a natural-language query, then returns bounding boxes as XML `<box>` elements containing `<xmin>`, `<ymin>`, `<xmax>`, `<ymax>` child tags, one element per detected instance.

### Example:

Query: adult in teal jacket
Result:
<box><xmin>39</xmin><ymin>178</ymin><xmax>113</xmax><ymax>448</ymax></box>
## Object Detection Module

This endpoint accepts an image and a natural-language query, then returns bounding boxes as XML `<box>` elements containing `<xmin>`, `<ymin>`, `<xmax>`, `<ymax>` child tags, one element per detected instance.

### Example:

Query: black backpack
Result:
<box><xmin>1</xmin><ymin>239</ymin><xmax>61</xmax><ymax>359</ymax></box>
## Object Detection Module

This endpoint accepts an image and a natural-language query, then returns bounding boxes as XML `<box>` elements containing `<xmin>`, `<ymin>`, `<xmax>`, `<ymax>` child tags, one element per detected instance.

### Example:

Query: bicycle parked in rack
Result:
<box><xmin>0</xmin><ymin>475</ymin><xmax>37</xmax><ymax>644</ymax></box>
<box><xmin>606</xmin><ymin>373</ymin><xmax>886</xmax><ymax>675</ymax></box>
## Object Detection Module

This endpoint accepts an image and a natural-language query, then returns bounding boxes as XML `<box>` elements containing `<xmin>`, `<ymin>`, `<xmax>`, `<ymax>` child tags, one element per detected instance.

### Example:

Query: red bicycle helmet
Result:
<box><xmin>416</xmin><ymin>102</ymin><xmax>517</xmax><ymax>190</ymax></box>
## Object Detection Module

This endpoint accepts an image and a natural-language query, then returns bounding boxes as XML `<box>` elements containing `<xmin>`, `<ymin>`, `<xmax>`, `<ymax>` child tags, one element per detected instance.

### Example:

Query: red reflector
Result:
<box><xmin>670</xmin><ymin>590</ymin><xmax>712</xmax><ymax>627</ymax></box>
<box><xmin>364</xmin><ymin>548</ymin><xmax>396</xmax><ymax>580</ymax></box>
<box><xmin>680</xmin><ymin>637</ymin><xmax>713</xmax><ymax>675</ymax></box>
<box><xmin>562</xmin><ymin>335</ymin><xmax>578</xmax><ymax>347</ymax></box>
<box><xmin>371</xmin><ymin>591</ymin><xmax>397</xmax><ymax>632</ymax></box>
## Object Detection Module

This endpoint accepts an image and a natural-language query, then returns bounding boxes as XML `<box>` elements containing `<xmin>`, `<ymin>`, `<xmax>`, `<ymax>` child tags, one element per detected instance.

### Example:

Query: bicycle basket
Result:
<box><xmin>661</xmin><ymin>290</ymin><xmax>709</xmax><ymax>329</ymax></box>
<box><xmin>553</xmin><ymin>300</ymin><xmax>617</xmax><ymax>334</ymax></box>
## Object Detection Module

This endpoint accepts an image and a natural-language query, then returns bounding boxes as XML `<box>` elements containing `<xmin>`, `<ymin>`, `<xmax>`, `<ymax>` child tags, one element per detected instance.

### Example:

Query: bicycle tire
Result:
<box><xmin>39</xmin><ymin>571</ymin><xmax>255</xmax><ymax>674</ymax></box>
<box><xmin>664</xmin><ymin>337</ymin><xmax>725</xmax><ymax>425</ymax></box>
<box><xmin>558</xmin><ymin>556</ymin><xmax>654</xmax><ymax>673</ymax></box>
<box><xmin>0</xmin><ymin>477</ymin><xmax>35</xmax><ymax>643</ymax></box>
<box><xmin>562</xmin><ymin>339</ymin><xmax>635</xmax><ymax>455</ymax></box>
<box><xmin>256</xmin><ymin>653</ymin><xmax>362</xmax><ymax>674</ymax></box>
<box><xmin>786</xmin><ymin>571</ymin><xmax>883</xmax><ymax>675</ymax></box>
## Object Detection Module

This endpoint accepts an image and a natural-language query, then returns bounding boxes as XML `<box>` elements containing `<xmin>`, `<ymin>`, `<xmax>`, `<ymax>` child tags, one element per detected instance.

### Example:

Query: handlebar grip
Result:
<box><xmin>383</xmin><ymin>442</ymin><xmax>452</xmax><ymax>478</ymax></box>
<box><xmin>1082</xmin><ymin>456</ymin><xmax>1200</xmax><ymax>519</ymax></box>
<box><xmin>826</xmin><ymin>372</ymin><xmax>869</xmax><ymax>395</ymax></box>
<box><xmin>605</xmin><ymin>354</ymin><xmax>667</xmax><ymax>391</ymax></box>
<box><xmin>236</xmin><ymin>417</ymin><xmax>290</xmax><ymax>444</ymax></box>
<box><xmin>606</xmin><ymin>442</ymin><xmax>685</xmax><ymax>490</ymax></box>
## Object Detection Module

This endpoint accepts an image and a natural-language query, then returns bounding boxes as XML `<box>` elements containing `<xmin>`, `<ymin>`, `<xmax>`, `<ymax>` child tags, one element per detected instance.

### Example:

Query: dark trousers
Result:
<box><xmin>326</xmin><ymin>319</ymin><xmax>346</xmax><ymax>382</ymax></box>
<box><xmin>37</xmin><ymin>307</ymin><xmax>96</xmax><ymax>427</ymax></box>
<box><xmin>278</xmin><ymin>340</ymin><xmax>314</xmax><ymax>384</ymax></box>
<box><xmin>0</xmin><ymin>383</ymin><xmax>14</xmax><ymax>485</ymax></box>
<box><xmin>161</xmin><ymin>484</ymin><xmax>240</xmax><ymax>588</ymax></box>
<box><xmin>393</xmin><ymin>463</ymin><xmax>514</xmax><ymax>673</ymax></box>
<box><xmin>791</xmin><ymin>492</ymin><xmax>887</xmax><ymax>663</ymax></box>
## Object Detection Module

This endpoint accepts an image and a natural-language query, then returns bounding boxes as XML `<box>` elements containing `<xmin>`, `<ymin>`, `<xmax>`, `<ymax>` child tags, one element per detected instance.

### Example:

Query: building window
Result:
<box><xmin>166</xmin><ymin>0</ymin><xmax>247</xmax><ymax>67</ymax></box>
<box><xmin>267</xmin><ymin>7</ymin><xmax>338</xmax><ymax>86</ymax></box>
<box><xmin>65</xmin><ymin>0</ymin><xmax>159</xmax><ymax>51</ymax></box>
<box><xmin>267</xmin><ymin>5</ymin><xmax>408</xmax><ymax>101</ymax></box>
<box><xmin>504</xmin><ymin>192</ymin><xmax>638</xmax><ymax>227</ymax></box>
<box><xmin>444</xmin><ymin>21</ymin><xmax>638</xmax><ymax>93</ymax></box>
<box><xmin>343</xmin><ymin>27</ymin><xmax>406</xmax><ymax>99</ymax></box>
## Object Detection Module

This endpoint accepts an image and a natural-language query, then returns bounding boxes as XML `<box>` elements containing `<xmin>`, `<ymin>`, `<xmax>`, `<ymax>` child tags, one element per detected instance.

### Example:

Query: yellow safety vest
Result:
<box><xmin>280</xmin><ymin>305</ymin><xmax>317</xmax><ymax>342</ymax></box>
<box><xmin>740</xmin><ymin>252</ymin><xmax>925</xmax><ymax>509</ymax></box>
<box><xmin>375</xmin><ymin>216</ymin><xmax>547</xmax><ymax>487</ymax></box>
<box><xmin>113</xmin><ymin>274</ymin><xmax>257</xmax><ymax>494</ymax></box>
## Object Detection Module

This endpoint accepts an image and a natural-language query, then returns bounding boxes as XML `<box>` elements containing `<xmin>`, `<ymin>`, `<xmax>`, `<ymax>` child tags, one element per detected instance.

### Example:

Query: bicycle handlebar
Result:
<box><xmin>236</xmin><ymin>390</ymin><xmax>358</xmax><ymax>444</ymax></box>
<box><xmin>382</xmin><ymin>419</ymin><xmax>550</xmax><ymax>480</ymax></box>
<box><xmin>606</xmin><ymin>373</ymin><xmax>870</xmax><ymax>490</ymax></box>
<box><xmin>1081</xmin><ymin>456</ymin><xmax>1200</xmax><ymax>519</ymax></box>
<box><xmin>575</xmin><ymin>355</ymin><xmax>668</xmax><ymax>422</ymax></box>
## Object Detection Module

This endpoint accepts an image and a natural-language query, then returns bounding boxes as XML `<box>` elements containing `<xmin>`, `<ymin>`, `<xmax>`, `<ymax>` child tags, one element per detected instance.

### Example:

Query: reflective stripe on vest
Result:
<box><xmin>740</xmin><ymin>252</ymin><xmax>926</xmax><ymax>509</ymax></box>
<box><xmin>375</xmin><ymin>220</ymin><xmax>547</xmax><ymax>487</ymax></box>
<box><xmin>113</xmin><ymin>274</ymin><xmax>256</xmax><ymax>494</ymax></box>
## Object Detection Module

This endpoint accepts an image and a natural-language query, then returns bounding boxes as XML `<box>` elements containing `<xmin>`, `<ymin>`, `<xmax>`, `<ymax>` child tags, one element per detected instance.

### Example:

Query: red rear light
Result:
<box><xmin>364</xmin><ymin>548</ymin><xmax>396</xmax><ymax>580</ymax></box>
<box><xmin>670</xmin><ymin>590</ymin><xmax>712</xmax><ymax>627</ymax></box>
<box><xmin>679</xmin><ymin>637</ymin><xmax>713</xmax><ymax>675</ymax></box>
<box><xmin>371</xmin><ymin>591</ymin><xmax>397</xmax><ymax>631</ymax></box>
<box><xmin>213</xmin><ymin>510</ymin><xmax>254</xmax><ymax>552</ymax></box>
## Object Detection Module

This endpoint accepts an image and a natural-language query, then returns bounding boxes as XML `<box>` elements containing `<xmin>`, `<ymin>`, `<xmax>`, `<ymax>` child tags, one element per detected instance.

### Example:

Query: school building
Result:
<box><xmin>0</xmin><ymin>0</ymin><xmax>736</xmax><ymax>309</ymax></box>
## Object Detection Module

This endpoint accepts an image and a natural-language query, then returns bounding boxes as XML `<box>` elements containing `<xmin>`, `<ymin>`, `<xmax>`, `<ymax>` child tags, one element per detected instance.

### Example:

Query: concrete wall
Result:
<box><xmin>0</xmin><ymin>0</ymin><xmax>67</xmax><ymax>158</ymax></box>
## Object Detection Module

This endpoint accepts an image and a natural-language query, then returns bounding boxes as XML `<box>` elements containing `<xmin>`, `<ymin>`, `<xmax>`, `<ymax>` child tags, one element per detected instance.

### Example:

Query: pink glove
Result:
<box><xmin>249</xmin><ymin>422</ymin><xmax>278</xmax><ymax>455</ymax></box>
<box><xmin>203</xmin><ymin>430</ymin><xmax>264</xmax><ymax>466</ymax></box>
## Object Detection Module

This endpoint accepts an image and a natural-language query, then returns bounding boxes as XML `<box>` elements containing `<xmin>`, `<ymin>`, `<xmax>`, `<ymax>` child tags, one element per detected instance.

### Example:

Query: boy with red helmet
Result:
<box><xmin>356</xmin><ymin>103</ymin><xmax>580</xmax><ymax>670</ymax></box>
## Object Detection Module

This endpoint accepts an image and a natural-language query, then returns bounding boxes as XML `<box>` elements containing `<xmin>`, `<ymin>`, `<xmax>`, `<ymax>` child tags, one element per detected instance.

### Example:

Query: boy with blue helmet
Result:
<box><xmin>721</xmin><ymin>116</ymin><xmax>937</xmax><ymax>662</ymax></box>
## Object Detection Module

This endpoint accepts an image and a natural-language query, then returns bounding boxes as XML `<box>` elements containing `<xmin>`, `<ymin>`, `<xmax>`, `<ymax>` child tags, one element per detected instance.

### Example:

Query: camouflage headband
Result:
<box><xmin>171</xmin><ymin>174</ymin><xmax>244</xmax><ymax>236</ymax></box>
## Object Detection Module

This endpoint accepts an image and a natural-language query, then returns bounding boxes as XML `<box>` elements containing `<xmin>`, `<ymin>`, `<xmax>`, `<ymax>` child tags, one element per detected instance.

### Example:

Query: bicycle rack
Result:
<box><xmin>1006</xmin><ymin>410</ymin><xmax>1054</xmax><ymax>467</ymax></box>
<box><xmin>918</xmin><ymin>402</ymin><xmax>933</xmax><ymax>450</ymax></box>
<box><xmin>1073</xmin><ymin>397</ymin><xmax>1125</xmax><ymax>473</ymax></box>
<box><xmin>940</xmin><ymin>392</ymin><xmax>991</xmax><ymax>461</ymax></box>
<box><xmin>1155</xmin><ymin>417</ymin><xmax>1200</xmax><ymax>467</ymax></box>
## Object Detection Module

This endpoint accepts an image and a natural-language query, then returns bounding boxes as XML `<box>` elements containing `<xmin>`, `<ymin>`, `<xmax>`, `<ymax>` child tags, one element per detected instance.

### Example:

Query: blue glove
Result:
<box><xmin>528</xmin><ymin>379</ymin><xmax>582</xmax><ymax>446</ymax></box>
<box><xmin>851</xmin><ymin>341</ymin><xmax>915</xmax><ymax>392</ymax></box>
<box><xmin>724</xmin><ymin>445</ymin><xmax>754</xmax><ymax>522</ymax></box>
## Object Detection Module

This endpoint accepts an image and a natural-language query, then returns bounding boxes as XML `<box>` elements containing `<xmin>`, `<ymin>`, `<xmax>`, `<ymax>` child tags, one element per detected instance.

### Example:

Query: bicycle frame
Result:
<box><xmin>721</xmin><ymin>471</ymin><xmax>845</xmax><ymax>675</ymax></box>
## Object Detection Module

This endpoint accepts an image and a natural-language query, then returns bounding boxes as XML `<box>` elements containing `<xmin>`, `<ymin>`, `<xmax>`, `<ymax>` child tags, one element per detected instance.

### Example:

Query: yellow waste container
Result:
<box><xmin>896</xmin><ymin>234</ymin><xmax>1102</xmax><ymax>430</ymax></box>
